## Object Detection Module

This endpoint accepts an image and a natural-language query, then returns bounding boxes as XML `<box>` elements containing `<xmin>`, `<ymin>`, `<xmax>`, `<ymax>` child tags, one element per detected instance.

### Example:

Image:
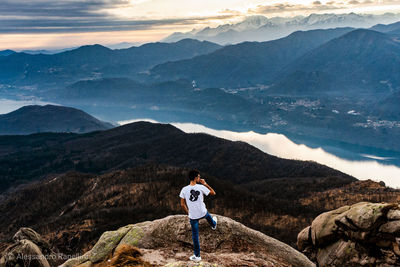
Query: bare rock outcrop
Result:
<box><xmin>297</xmin><ymin>202</ymin><xmax>400</xmax><ymax>266</ymax></box>
<box><xmin>60</xmin><ymin>214</ymin><xmax>315</xmax><ymax>267</ymax></box>
<box><xmin>0</xmin><ymin>228</ymin><xmax>59</xmax><ymax>267</ymax></box>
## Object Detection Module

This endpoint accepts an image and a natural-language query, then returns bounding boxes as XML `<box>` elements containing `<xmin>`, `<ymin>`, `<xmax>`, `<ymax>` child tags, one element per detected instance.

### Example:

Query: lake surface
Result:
<box><xmin>119</xmin><ymin>118</ymin><xmax>400</xmax><ymax>188</ymax></box>
<box><xmin>1</xmin><ymin>98</ymin><xmax>399</xmax><ymax>188</ymax></box>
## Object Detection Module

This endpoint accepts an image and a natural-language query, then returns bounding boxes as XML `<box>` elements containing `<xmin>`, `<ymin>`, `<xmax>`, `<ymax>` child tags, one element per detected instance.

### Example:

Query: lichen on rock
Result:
<box><xmin>61</xmin><ymin>214</ymin><xmax>315</xmax><ymax>267</ymax></box>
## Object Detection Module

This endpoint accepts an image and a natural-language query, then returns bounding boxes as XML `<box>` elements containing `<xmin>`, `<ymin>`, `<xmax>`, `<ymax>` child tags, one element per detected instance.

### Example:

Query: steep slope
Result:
<box><xmin>375</xmin><ymin>91</ymin><xmax>400</xmax><ymax>119</ymax></box>
<box><xmin>0</xmin><ymin>39</ymin><xmax>221</xmax><ymax>87</ymax></box>
<box><xmin>150</xmin><ymin>28</ymin><xmax>354</xmax><ymax>88</ymax></box>
<box><xmin>270</xmin><ymin>29</ymin><xmax>400</xmax><ymax>95</ymax></box>
<box><xmin>0</xmin><ymin>165</ymin><xmax>397</xmax><ymax>256</ymax></box>
<box><xmin>0</xmin><ymin>121</ymin><xmax>355</xmax><ymax>192</ymax></box>
<box><xmin>0</xmin><ymin>104</ymin><xmax>113</xmax><ymax>135</ymax></box>
<box><xmin>0</xmin><ymin>121</ymin><xmax>352</xmax><ymax>192</ymax></box>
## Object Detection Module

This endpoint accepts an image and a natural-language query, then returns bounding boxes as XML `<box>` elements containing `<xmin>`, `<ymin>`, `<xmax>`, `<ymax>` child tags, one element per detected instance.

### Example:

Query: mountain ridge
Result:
<box><xmin>270</xmin><ymin>29</ymin><xmax>400</xmax><ymax>95</ymax></box>
<box><xmin>0</xmin><ymin>120</ymin><xmax>354</xmax><ymax>194</ymax></box>
<box><xmin>0</xmin><ymin>39</ymin><xmax>221</xmax><ymax>87</ymax></box>
<box><xmin>163</xmin><ymin>13</ymin><xmax>400</xmax><ymax>44</ymax></box>
<box><xmin>0</xmin><ymin>104</ymin><xmax>113</xmax><ymax>135</ymax></box>
<box><xmin>151</xmin><ymin>27</ymin><xmax>354</xmax><ymax>88</ymax></box>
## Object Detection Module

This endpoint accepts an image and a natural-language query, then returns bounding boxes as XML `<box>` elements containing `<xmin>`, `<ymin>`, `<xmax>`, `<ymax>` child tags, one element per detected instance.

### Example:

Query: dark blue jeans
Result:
<box><xmin>189</xmin><ymin>211</ymin><xmax>216</xmax><ymax>257</ymax></box>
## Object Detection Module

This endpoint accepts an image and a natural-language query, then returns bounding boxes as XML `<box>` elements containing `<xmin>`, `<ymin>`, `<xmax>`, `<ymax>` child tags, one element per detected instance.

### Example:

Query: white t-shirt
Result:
<box><xmin>179</xmin><ymin>184</ymin><xmax>210</xmax><ymax>219</ymax></box>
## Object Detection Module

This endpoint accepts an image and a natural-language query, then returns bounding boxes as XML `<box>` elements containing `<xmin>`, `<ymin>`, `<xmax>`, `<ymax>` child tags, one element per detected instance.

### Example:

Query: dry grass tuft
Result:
<box><xmin>110</xmin><ymin>244</ymin><xmax>152</xmax><ymax>267</ymax></box>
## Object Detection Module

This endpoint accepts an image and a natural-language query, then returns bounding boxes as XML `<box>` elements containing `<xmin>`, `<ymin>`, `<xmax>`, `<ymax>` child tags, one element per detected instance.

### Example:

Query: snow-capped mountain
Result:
<box><xmin>162</xmin><ymin>13</ymin><xmax>400</xmax><ymax>44</ymax></box>
<box><xmin>231</xmin><ymin>15</ymin><xmax>271</xmax><ymax>31</ymax></box>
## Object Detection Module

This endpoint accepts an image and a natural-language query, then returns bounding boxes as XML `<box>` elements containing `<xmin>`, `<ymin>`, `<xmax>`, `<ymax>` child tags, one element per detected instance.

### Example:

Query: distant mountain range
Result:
<box><xmin>47</xmin><ymin>28</ymin><xmax>400</xmax><ymax>152</ymax></box>
<box><xmin>269</xmin><ymin>29</ymin><xmax>400</xmax><ymax>95</ymax></box>
<box><xmin>0</xmin><ymin>105</ymin><xmax>113</xmax><ymax>135</ymax></box>
<box><xmin>0</xmin><ymin>39</ymin><xmax>221</xmax><ymax>88</ymax></box>
<box><xmin>104</xmin><ymin>41</ymin><xmax>141</xmax><ymax>49</ymax></box>
<box><xmin>151</xmin><ymin>28</ymin><xmax>354</xmax><ymax>88</ymax></box>
<box><xmin>151</xmin><ymin>28</ymin><xmax>400</xmax><ymax>96</ymax></box>
<box><xmin>163</xmin><ymin>13</ymin><xmax>400</xmax><ymax>44</ymax></box>
<box><xmin>0</xmin><ymin>50</ymin><xmax>14</xmax><ymax>56</ymax></box>
<box><xmin>371</xmin><ymin>20</ymin><xmax>400</xmax><ymax>34</ymax></box>
<box><xmin>10</xmin><ymin>42</ymin><xmax>140</xmax><ymax>55</ymax></box>
<box><xmin>17</xmin><ymin>47</ymin><xmax>76</xmax><ymax>55</ymax></box>
<box><xmin>0</xmin><ymin>23</ymin><xmax>399</xmax><ymax>153</ymax></box>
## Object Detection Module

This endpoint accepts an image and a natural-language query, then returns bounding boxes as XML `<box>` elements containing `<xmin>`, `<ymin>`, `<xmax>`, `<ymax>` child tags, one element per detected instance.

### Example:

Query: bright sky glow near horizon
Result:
<box><xmin>0</xmin><ymin>0</ymin><xmax>400</xmax><ymax>50</ymax></box>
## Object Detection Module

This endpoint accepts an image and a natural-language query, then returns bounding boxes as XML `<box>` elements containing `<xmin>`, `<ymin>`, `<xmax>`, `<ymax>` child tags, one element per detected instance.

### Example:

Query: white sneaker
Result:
<box><xmin>212</xmin><ymin>216</ymin><xmax>218</xmax><ymax>230</ymax></box>
<box><xmin>189</xmin><ymin>255</ymin><xmax>201</xmax><ymax>261</ymax></box>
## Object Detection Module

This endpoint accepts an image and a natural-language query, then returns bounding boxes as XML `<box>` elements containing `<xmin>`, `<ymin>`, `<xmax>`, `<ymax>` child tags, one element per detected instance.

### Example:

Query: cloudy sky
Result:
<box><xmin>1</xmin><ymin>0</ymin><xmax>400</xmax><ymax>50</ymax></box>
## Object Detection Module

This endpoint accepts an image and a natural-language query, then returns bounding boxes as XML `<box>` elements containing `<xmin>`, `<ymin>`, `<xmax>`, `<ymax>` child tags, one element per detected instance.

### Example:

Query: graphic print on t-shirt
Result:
<box><xmin>189</xmin><ymin>189</ymin><xmax>200</xmax><ymax>202</ymax></box>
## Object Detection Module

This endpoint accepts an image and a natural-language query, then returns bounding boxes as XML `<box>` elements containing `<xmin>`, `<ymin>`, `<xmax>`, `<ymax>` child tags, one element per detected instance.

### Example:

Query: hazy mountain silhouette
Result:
<box><xmin>163</xmin><ymin>13</ymin><xmax>399</xmax><ymax>44</ymax></box>
<box><xmin>0</xmin><ymin>105</ymin><xmax>113</xmax><ymax>135</ymax></box>
<box><xmin>270</xmin><ymin>29</ymin><xmax>400</xmax><ymax>95</ymax></box>
<box><xmin>0</xmin><ymin>39</ymin><xmax>221</xmax><ymax>87</ymax></box>
<box><xmin>150</xmin><ymin>28</ymin><xmax>354</xmax><ymax>88</ymax></box>
<box><xmin>0</xmin><ymin>50</ymin><xmax>14</xmax><ymax>56</ymax></box>
<box><xmin>370</xmin><ymin>20</ymin><xmax>400</xmax><ymax>34</ymax></box>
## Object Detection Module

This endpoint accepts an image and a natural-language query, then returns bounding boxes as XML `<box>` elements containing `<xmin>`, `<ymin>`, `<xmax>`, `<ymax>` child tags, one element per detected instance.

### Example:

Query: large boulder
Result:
<box><xmin>0</xmin><ymin>238</ymin><xmax>51</xmax><ymax>267</ymax></box>
<box><xmin>310</xmin><ymin>205</ymin><xmax>351</xmax><ymax>246</ymax></box>
<box><xmin>0</xmin><ymin>228</ymin><xmax>61</xmax><ymax>267</ymax></box>
<box><xmin>298</xmin><ymin>202</ymin><xmax>400</xmax><ymax>266</ymax></box>
<box><xmin>8</xmin><ymin>240</ymin><xmax>50</xmax><ymax>267</ymax></box>
<box><xmin>60</xmin><ymin>215</ymin><xmax>315</xmax><ymax>267</ymax></box>
<box><xmin>13</xmin><ymin>227</ymin><xmax>54</xmax><ymax>256</ymax></box>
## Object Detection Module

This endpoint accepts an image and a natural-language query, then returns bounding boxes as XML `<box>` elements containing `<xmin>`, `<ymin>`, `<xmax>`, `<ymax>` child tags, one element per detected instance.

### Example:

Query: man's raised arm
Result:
<box><xmin>200</xmin><ymin>179</ymin><xmax>216</xmax><ymax>196</ymax></box>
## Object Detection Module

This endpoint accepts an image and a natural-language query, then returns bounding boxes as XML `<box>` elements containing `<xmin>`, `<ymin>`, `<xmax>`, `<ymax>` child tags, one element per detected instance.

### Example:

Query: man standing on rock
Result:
<box><xmin>180</xmin><ymin>170</ymin><xmax>217</xmax><ymax>262</ymax></box>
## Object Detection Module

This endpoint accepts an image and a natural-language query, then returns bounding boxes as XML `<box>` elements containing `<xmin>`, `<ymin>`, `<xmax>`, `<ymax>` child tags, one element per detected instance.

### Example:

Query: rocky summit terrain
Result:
<box><xmin>59</xmin><ymin>215</ymin><xmax>314</xmax><ymax>267</ymax></box>
<box><xmin>298</xmin><ymin>202</ymin><xmax>400</xmax><ymax>266</ymax></box>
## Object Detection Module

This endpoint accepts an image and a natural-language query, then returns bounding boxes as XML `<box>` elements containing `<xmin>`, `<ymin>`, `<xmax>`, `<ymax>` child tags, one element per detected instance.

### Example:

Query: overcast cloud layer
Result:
<box><xmin>0</xmin><ymin>0</ymin><xmax>400</xmax><ymax>50</ymax></box>
<box><xmin>1</xmin><ymin>0</ymin><xmax>205</xmax><ymax>33</ymax></box>
<box><xmin>0</xmin><ymin>0</ymin><xmax>399</xmax><ymax>34</ymax></box>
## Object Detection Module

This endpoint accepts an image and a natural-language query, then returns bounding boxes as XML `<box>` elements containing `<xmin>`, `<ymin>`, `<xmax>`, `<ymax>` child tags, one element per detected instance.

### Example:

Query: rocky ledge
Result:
<box><xmin>297</xmin><ymin>202</ymin><xmax>400</xmax><ymax>266</ymax></box>
<box><xmin>60</xmin><ymin>214</ymin><xmax>314</xmax><ymax>267</ymax></box>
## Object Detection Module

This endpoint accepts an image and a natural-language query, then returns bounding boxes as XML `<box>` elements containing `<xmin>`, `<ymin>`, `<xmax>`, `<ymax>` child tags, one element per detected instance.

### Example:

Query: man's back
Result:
<box><xmin>180</xmin><ymin>184</ymin><xmax>210</xmax><ymax>220</ymax></box>
<box><xmin>179</xmin><ymin>170</ymin><xmax>217</xmax><ymax>262</ymax></box>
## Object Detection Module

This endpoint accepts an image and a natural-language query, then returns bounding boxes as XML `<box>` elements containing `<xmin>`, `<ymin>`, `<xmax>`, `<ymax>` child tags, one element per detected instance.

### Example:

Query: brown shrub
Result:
<box><xmin>110</xmin><ymin>244</ymin><xmax>152</xmax><ymax>267</ymax></box>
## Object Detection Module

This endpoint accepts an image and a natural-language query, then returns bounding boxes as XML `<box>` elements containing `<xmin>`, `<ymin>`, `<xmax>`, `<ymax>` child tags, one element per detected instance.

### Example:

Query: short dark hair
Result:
<box><xmin>188</xmin><ymin>170</ymin><xmax>200</xmax><ymax>181</ymax></box>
